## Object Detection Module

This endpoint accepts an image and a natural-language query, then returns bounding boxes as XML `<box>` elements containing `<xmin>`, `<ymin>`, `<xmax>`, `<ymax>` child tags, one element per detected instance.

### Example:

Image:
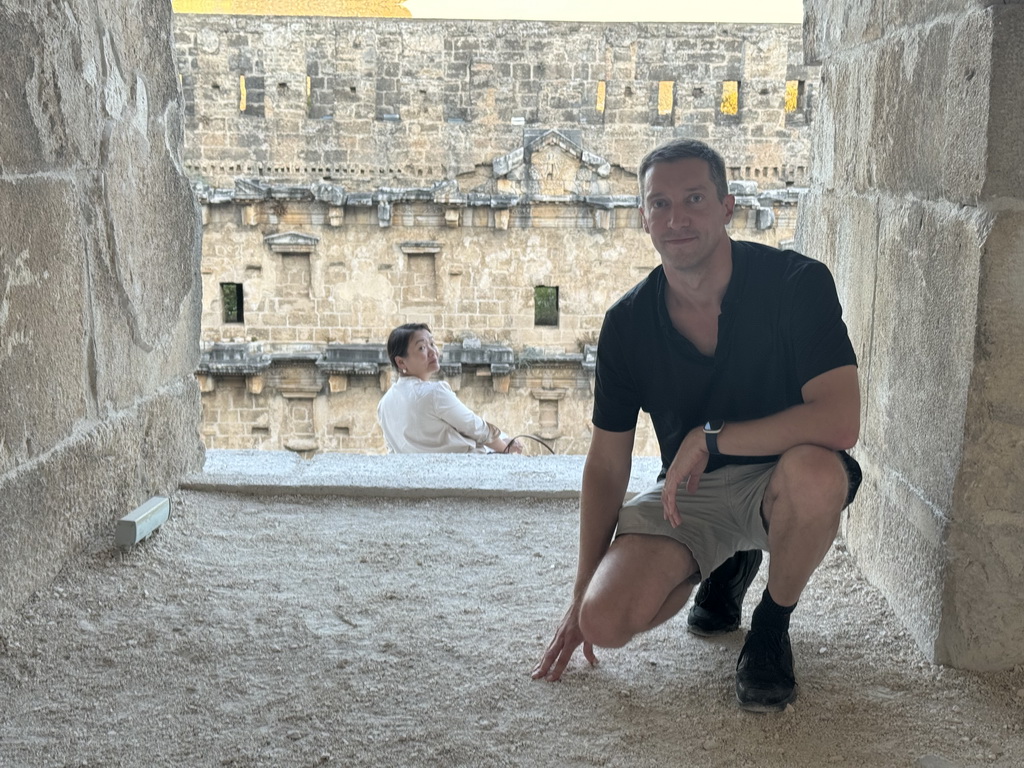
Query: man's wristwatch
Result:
<box><xmin>703</xmin><ymin>419</ymin><xmax>725</xmax><ymax>455</ymax></box>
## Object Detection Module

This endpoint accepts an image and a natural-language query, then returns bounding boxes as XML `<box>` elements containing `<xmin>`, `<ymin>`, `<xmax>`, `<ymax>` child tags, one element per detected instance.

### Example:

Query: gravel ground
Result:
<box><xmin>1</xmin><ymin>490</ymin><xmax>1022</xmax><ymax>768</ymax></box>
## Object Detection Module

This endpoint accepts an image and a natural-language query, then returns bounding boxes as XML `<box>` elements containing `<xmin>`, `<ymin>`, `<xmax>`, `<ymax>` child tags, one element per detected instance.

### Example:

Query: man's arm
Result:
<box><xmin>532</xmin><ymin>426</ymin><xmax>635</xmax><ymax>681</ymax></box>
<box><xmin>661</xmin><ymin>365</ymin><xmax>860</xmax><ymax>526</ymax></box>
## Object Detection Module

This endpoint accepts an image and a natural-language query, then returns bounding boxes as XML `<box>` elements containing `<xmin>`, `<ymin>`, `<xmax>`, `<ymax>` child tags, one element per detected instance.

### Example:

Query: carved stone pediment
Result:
<box><xmin>492</xmin><ymin>129</ymin><xmax>612</xmax><ymax>197</ymax></box>
<box><xmin>263</xmin><ymin>231</ymin><xmax>320</xmax><ymax>254</ymax></box>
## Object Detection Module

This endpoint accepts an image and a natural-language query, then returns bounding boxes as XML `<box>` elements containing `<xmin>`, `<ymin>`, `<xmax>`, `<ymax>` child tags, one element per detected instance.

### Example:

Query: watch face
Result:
<box><xmin>704</xmin><ymin>419</ymin><xmax>724</xmax><ymax>433</ymax></box>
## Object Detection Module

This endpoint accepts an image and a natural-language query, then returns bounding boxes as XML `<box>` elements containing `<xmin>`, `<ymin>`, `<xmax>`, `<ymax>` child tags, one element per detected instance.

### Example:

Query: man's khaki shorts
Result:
<box><xmin>615</xmin><ymin>461</ymin><xmax>776</xmax><ymax>581</ymax></box>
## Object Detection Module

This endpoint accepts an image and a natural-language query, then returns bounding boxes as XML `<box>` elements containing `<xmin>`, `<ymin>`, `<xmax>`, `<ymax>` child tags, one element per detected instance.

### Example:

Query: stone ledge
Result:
<box><xmin>182</xmin><ymin>449</ymin><xmax>663</xmax><ymax>500</ymax></box>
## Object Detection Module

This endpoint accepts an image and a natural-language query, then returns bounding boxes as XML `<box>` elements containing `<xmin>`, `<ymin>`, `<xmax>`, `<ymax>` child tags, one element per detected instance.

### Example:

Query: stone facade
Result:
<box><xmin>799</xmin><ymin>0</ymin><xmax>1024</xmax><ymax>670</ymax></box>
<box><xmin>175</xmin><ymin>15</ymin><xmax>818</xmax><ymax>456</ymax></box>
<box><xmin>0</xmin><ymin>0</ymin><xmax>204</xmax><ymax>627</ymax></box>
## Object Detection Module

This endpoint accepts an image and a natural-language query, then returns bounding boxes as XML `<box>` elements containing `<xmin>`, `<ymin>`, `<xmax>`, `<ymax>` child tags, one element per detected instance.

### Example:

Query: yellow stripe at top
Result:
<box><xmin>172</xmin><ymin>0</ymin><xmax>411</xmax><ymax>17</ymax></box>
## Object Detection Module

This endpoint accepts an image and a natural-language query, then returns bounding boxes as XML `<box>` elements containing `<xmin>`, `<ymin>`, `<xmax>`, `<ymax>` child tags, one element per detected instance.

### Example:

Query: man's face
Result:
<box><xmin>639</xmin><ymin>157</ymin><xmax>735</xmax><ymax>274</ymax></box>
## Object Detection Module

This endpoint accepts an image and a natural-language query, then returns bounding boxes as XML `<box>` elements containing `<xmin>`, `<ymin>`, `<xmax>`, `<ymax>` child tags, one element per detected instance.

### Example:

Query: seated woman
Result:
<box><xmin>377</xmin><ymin>323</ymin><xmax>522</xmax><ymax>454</ymax></box>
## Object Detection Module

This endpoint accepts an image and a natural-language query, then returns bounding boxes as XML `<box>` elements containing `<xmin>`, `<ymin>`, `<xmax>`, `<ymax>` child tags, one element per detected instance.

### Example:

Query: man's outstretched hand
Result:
<box><xmin>531</xmin><ymin>601</ymin><xmax>598</xmax><ymax>682</ymax></box>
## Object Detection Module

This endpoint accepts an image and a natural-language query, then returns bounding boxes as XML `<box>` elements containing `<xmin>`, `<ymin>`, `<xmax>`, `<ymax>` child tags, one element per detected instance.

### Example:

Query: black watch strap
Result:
<box><xmin>704</xmin><ymin>419</ymin><xmax>725</xmax><ymax>455</ymax></box>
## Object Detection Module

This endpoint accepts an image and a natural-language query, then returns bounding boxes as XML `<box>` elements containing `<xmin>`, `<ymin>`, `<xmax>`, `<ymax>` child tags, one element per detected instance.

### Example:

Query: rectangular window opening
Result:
<box><xmin>785</xmin><ymin>80</ymin><xmax>805</xmax><ymax>112</ymax></box>
<box><xmin>220</xmin><ymin>282</ymin><xmax>244</xmax><ymax>323</ymax></box>
<box><xmin>720</xmin><ymin>80</ymin><xmax>739</xmax><ymax>115</ymax></box>
<box><xmin>239</xmin><ymin>75</ymin><xmax>247</xmax><ymax>112</ymax></box>
<box><xmin>534</xmin><ymin>285</ymin><xmax>559</xmax><ymax>327</ymax></box>
<box><xmin>657</xmin><ymin>81</ymin><xmax>674</xmax><ymax>116</ymax></box>
<box><xmin>596</xmin><ymin>80</ymin><xmax>606</xmax><ymax>113</ymax></box>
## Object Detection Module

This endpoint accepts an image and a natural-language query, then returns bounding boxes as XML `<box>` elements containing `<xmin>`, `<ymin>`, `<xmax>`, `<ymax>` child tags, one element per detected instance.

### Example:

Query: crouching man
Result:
<box><xmin>532</xmin><ymin>138</ymin><xmax>862</xmax><ymax>711</ymax></box>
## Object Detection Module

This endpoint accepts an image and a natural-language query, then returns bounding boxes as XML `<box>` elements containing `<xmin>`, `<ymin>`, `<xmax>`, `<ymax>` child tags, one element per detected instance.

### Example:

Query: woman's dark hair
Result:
<box><xmin>386</xmin><ymin>323</ymin><xmax>431</xmax><ymax>370</ymax></box>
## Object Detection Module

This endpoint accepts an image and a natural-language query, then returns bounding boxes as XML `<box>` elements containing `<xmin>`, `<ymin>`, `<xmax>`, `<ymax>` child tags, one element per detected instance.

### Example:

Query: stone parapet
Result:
<box><xmin>194</xmin><ymin>341</ymin><xmax>656</xmax><ymax>456</ymax></box>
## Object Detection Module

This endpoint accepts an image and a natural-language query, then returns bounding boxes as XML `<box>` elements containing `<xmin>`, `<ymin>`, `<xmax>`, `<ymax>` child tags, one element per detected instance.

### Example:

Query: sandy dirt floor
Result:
<box><xmin>1</xmin><ymin>490</ymin><xmax>1022</xmax><ymax>767</ymax></box>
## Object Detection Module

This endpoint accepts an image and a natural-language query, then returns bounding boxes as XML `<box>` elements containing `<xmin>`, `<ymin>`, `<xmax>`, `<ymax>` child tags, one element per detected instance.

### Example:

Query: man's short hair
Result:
<box><xmin>637</xmin><ymin>139</ymin><xmax>729</xmax><ymax>202</ymax></box>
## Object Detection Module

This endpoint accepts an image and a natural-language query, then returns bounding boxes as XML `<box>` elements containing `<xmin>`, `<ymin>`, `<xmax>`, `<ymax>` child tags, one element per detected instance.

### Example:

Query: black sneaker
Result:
<box><xmin>735</xmin><ymin>628</ymin><xmax>797</xmax><ymax>712</ymax></box>
<box><xmin>686</xmin><ymin>549</ymin><xmax>763</xmax><ymax>636</ymax></box>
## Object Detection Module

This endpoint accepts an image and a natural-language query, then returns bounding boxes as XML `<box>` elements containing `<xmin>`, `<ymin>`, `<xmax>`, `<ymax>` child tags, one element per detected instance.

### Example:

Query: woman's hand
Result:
<box><xmin>504</xmin><ymin>438</ymin><xmax>523</xmax><ymax>454</ymax></box>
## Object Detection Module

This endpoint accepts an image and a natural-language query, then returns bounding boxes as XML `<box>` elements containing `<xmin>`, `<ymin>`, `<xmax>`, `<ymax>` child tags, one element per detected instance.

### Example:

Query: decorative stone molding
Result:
<box><xmin>197</xmin><ymin>343</ymin><xmax>272</xmax><ymax>393</ymax></box>
<box><xmin>530</xmin><ymin>388</ymin><xmax>568</xmax><ymax>401</ymax></box>
<box><xmin>197</xmin><ymin>342</ymin><xmax>272</xmax><ymax>376</ymax></box>
<box><xmin>377</xmin><ymin>200</ymin><xmax>392</xmax><ymax>228</ymax></box>
<box><xmin>441</xmin><ymin>339</ymin><xmax>514</xmax><ymax>376</ymax></box>
<box><xmin>190</xmin><ymin>131</ymin><xmax>647</xmax><ymax>232</ymax></box>
<box><xmin>316</xmin><ymin>344</ymin><xmax>390</xmax><ymax>392</ymax></box>
<box><xmin>284</xmin><ymin>437</ymin><xmax>318</xmax><ymax>454</ymax></box>
<box><xmin>263</xmin><ymin>231</ymin><xmax>320</xmax><ymax>254</ymax></box>
<box><xmin>316</xmin><ymin>344</ymin><xmax>389</xmax><ymax>376</ymax></box>
<box><xmin>583</xmin><ymin>344</ymin><xmax>598</xmax><ymax>394</ymax></box>
<box><xmin>311</xmin><ymin>181</ymin><xmax>346</xmax><ymax>207</ymax></box>
<box><xmin>399</xmin><ymin>241</ymin><xmax>442</xmax><ymax>257</ymax></box>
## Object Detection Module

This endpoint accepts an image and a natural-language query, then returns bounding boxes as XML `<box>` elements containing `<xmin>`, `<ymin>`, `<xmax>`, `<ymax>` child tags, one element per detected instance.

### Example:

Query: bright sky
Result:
<box><xmin>172</xmin><ymin>0</ymin><xmax>804</xmax><ymax>23</ymax></box>
<box><xmin>405</xmin><ymin>0</ymin><xmax>803</xmax><ymax>23</ymax></box>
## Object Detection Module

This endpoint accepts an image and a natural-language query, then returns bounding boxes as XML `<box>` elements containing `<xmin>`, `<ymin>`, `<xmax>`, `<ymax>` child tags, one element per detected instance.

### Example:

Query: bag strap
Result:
<box><xmin>503</xmin><ymin>434</ymin><xmax>556</xmax><ymax>454</ymax></box>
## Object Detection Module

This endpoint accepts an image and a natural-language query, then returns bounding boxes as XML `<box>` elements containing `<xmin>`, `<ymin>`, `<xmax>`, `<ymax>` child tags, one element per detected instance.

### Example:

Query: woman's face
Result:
<box><xmin>396</xmin><ymin>329</ymin><xmax>440</xmax><ymax>381</ymax></box>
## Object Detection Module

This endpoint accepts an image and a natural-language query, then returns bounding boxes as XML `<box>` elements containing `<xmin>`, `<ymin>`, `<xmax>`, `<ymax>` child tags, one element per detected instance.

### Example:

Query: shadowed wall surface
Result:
<box><xmin>798</xmin><ymin>0</ymin><xmax>1024</xmax><ymax>670</ymax></box>
<box><xmin>0</xmin><ymin>0</ymin><xmax>204</xmax><ymax>627</ymax></box>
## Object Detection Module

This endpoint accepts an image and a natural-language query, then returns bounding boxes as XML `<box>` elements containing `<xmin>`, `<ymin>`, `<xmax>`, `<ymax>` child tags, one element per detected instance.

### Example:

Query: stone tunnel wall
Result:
<box><xmin>0</xmin><ymin>0</ymin><xmax>204</xmax><ymax>628</ymax></box>
<box><xmin>798</xmin><ymin>0</ymin><xmax>1024</xmax><ymax>670</ymax></box>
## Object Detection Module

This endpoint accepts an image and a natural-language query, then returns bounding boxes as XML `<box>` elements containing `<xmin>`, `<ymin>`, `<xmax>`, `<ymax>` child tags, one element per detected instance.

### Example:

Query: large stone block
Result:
<box><xmin>863</xmin><ymin>197</ymin><xmax>983</xmax><ymax>503</ymax></box>
<box><xmin>0</xmin><ymin>0</ymin><xmax>203</xmax><ymax>626</ymax></box>
<box><xmin>0</xmin><ymin>379</ymin><xmax>203</xmax><ymax>629</ymax></box>
<box><xmin>803</xmin><ymin>0</ymin><xmax>884</xmax><ymax>64</ymax></box>
<box><xmin>0</xmin><ymin>179</ymin><xmax>90</xmax><ymax>475</ymax></box>
<box><xmin>867</xmin><ymin>19</ymin><xmax>989</xmax><ymax>202</ymax></box>
<box><xmin>844</xmin><ymin>452</ymin><xmax>947</xmax><ymax>656</ymax></box>
<box><xmin>983</xmin><ymin>4</ymin><xmax>1024</xmax><ymax>199</ymax></box>
<box><xmin>939</xmin><ymin>210</ymin><xmax>1024</xmax><ymax>669</ymax></box>
<box><xmin>795</xmin><ymin>189</ymin><xmax>880</xmax><ymax>370</ymax></box>
<box><xmin>883</xmin><ymin>0</ymin><xmax>1000</xmax><ymax>31</ymax></box>
<box><xmin>0</xmin><ymin>3</ymin><xmax>102</xmax><ymax>173</ymax></box>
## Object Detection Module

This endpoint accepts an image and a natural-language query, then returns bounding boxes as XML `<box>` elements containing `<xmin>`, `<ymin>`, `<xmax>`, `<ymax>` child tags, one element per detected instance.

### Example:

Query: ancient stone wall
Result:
<box><xmin>0</xmin><ymin>0</ymin><xmax>204</xmax><ymax>627</ymax></box>
<box><xmin>175</xmin><ymin>17</ymin><xmax>816</xmax><ymax>188</ymax></box>
<box><xmin>799</xmin><ymin>0</ymin><xmax>1024</xmax><ymax>670</ymax></box>
<box><xmin>175</xmin><ymin>15</ymin><xmax>818</xmax><ymax>457</ymax></box>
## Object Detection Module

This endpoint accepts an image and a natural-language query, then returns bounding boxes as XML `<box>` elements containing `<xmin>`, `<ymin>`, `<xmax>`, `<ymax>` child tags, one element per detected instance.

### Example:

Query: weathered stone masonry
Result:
<box><xmin>174</xmin><ymin>16</ymin><xmax>819</xmax><ymax>456</ymax></box>
<box><xmin>0</xmin><ymin>0</ymin><xmax>204</xmax><ymax>628</ymax></box>
<box><xmin>798</xmin><ymin>0</ymin><xmax>1024</xmax><ymax>670</ymax></box>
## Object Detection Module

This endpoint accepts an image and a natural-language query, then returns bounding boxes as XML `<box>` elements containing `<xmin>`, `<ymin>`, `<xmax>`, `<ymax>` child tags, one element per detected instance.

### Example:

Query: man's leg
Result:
<box><xmin>578</xmin><ymin>533</ymin><xmax>700</xmax><ymax>649</ymax></box>
<box><xmin>686</xmin><ymin>549</ymin><xmax>763</xmax><ymax>636</ymax></box>
<box><xmin>736</xmin><ymin>445</ymin><xmax>849</xmax><ymax>712</ymax></box>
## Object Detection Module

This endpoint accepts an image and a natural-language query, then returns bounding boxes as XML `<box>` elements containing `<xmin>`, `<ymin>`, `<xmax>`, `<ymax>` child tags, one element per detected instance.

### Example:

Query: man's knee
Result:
<box><xmin>769</xmin><ymin>445</ymin><xmax>848</xmax><ymax>513</ymax></box>
<box><xmin>578</xmin><ymin>593</ymin><xmax>632</xmax><ymax>649</ymax></box>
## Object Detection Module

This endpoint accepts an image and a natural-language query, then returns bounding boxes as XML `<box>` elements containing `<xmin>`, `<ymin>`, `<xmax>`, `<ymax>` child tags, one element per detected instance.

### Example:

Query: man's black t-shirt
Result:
<box><xmin>592</xmin><ymin>239</ymin><xmax>857</xmax><ymax>475</ymax></box>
